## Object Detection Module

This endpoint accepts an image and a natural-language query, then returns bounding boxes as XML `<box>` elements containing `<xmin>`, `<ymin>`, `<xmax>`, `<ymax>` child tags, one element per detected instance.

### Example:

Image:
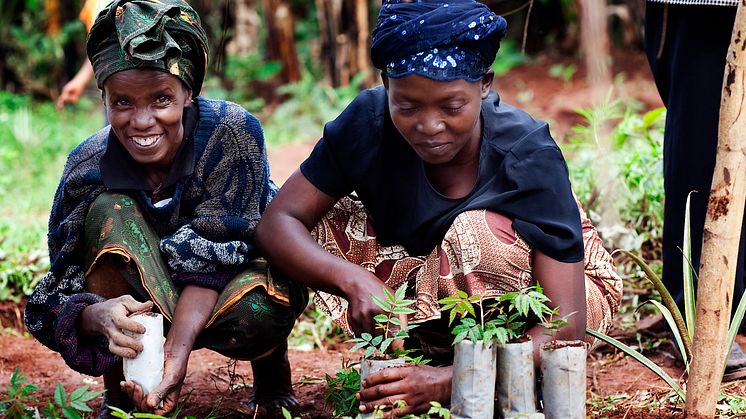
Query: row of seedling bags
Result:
<box><xmin>353</xmin><ymin>284</ymin><xmax>587</xmax><ymax>419</ymax></box>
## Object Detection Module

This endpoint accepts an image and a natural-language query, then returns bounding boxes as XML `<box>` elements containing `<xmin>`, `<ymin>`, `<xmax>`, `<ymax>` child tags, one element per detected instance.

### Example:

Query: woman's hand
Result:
<box><xmin>121</xmin><ymin>350</ymin><xmax>188</xmax><ymax>414</ymax></box>
<box><xmin>345</xmin><ymin>269</ymin><xmax>396</xmax><ymax>337</ymax></box>
<box><xmin>358</xmin><ymin>365</ymin><xmax>452</xmax><ymax>415</ymax></box>
<box><xmin>79</xmin><ymin>296</ymin><xmax>153</xmax><ymax>358</ymax></box>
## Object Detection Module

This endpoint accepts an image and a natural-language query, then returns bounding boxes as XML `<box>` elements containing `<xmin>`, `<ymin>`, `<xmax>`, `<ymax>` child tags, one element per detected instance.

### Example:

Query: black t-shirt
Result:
<box><xmin>301</xmin><ymin>85</ymin><xmax>583</xmax><ymax>263</ymax></box>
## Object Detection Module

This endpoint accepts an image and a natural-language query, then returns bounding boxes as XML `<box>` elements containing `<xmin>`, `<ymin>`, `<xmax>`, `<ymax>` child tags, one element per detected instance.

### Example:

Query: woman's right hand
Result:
<box><xmin>80</xmin><ymin>296</ymin><xmax>154</xmax><ymax>358</ymax></box>
<box><xmin>344</xmin><ymin>269</ymin><xmax>407</xmax><ymax>352</ymax></box>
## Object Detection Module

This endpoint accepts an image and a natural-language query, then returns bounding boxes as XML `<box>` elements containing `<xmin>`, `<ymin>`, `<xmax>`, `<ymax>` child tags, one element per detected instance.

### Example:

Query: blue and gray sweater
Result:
<box><xmin>24</xmin><ymin>97</ymin><xmax>276</xmax><ymax>375</ymax></box>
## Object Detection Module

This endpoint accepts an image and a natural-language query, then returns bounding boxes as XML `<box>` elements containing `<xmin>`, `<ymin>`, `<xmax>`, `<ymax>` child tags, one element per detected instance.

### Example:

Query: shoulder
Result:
<box><xmin>196</xmin><ymin>97</ymin><xmax>263</xmax><ymax>139</ymax></box>
<box><xmin>482</xmin><ymin>92</ymin><xmax>560</xmax><ymax>160</ymax></box>
<box><xmin>62</xmin><ymin>127</ymin><xmax>108</xmax><ymax>179</ymax></box>
<box><xmin>324</xmin><ymin>86</ymin><xmax>387</xmax><ymax>140</ymax></box>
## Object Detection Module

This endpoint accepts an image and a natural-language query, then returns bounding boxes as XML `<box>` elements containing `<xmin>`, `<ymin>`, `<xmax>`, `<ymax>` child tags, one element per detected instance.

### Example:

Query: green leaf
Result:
<box><xmin>394</xmin><ymin>283</ymin><xmax>408</xmax><ymax>301</ymax></box>
<box><xmin>371</xmin><ymin>335</ymin><xmax>383</xmax><ymax>346</ymax></box>
<box><xmin>682</xmin><ymin>192</ymin><xmax>696</xmax><ymax>339</ymax></box>
<box><xmin>61</xmin><ymin>406</ymin><xmax>82</xmax><ymax>419</ymax></box>
<box><xmin>371</xmin><ymin>294</ymin><xmax>392</xmax><ymax>312</ymax></box>
<box><xmin>373</xmin><ymin>314</ymin><xmax>389</xmax><ymax>324</ymax></box>
<box><xmin>642</xmin><ymin>107</ymin><xmax>665</xmax><ymax>129</ymax></box>
<box><xmin>132</xmin><ymin>413</ymin><xmax>169</xmax><ymax>418</ymax></box>
<box><xmin>586</xmin><ymin>328</ymin><xmax>685</xmax><ymax>400</ymax></box>
<box><xmin>392</xmin><ymin>307</ymin><xmax>416</xmax><ymax>315</ymax></box>
<box><xmin>380</xmin><ymin>337</ymin><xmax>393</xmax><ymax>354</ymax></box>
<box><xmin>638</xmin><ymin>300</ymin><xmax>689</xmax><ymax>368</ymax></box>
<box><xmin>54</xmin><ymin>382</ymin><xmax>66</xmax><ymax>406</ymax></box>
<box><xmin>364</xmin><ymin>346</ymin><xmax>376</xmax><ymax>359</ymax></box>
<box><xmin>69</xmin><ymin>400</ymin><xmax>92</xmax><ymax>412</ymax></box>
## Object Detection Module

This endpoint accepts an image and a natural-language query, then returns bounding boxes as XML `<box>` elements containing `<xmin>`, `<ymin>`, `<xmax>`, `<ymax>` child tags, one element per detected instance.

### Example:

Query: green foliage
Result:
<box><xmin>348</xmin><ymin>283</ymin><xmax>417</xmax><ymax>359</ymax></box>
<box><xmin>0</xmin><ymin>0</ymin><xmax>86</xmax><ymax>95</ymax></box>
<box><xmin>548</xmin><ymin>63</ymin><xmax>576</xmax><ymax>83</ymax></box>
<box><xmin>540</xmin><ymin>305</ymin><xmax>576</xmax><ymax>351</ymax></box>
<box><xmin>1</xmin><ymin>367</ymin><xmax>40</xmax><ymax>418</ymax></box>
<box><xmin>0</xmin><ymin>91</ymin><xmax>103</xmax><ymax>301</ymax></box>
<box><xmin>440</xmin><ymin>285</ymin><xmax>553</xmax><ymax>346</ymax></box>
<box><xmin>491</xmin><ymin>39</ymin><xmax>526</xmax><ymax>77</ymax></box>
<box><xmin>323</xmin><ymin>365</ymin><xmax>360</xmax><ymax>418</ymax></box>
<box><xmin>0</xmin><ymin>367</ymin><xmax>102</xmax><ymax>419</ymax></box>
<box><xmin>281</xmin><ymin>406</ymin><xmax>300</xmax><ymax>419</ymax></box>
<box><xmin>262</xmin><ymin>70</ymin><xmax>364</xmax><ymax>145</ymax></box>
<box><xmin>566</xmin><ymin>101</ymin><xmax>665</xmax><ymax>255</ymax></box>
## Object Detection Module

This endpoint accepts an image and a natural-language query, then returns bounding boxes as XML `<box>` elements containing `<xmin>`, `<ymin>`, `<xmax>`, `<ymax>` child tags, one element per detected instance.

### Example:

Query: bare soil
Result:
<box><xmin>4</xmin><ymin>51</ymin><xmax>730</xmax><ymax>418</ymax></box>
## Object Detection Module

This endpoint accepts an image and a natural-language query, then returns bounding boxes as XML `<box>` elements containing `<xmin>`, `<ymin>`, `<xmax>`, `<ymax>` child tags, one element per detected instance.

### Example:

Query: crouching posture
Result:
<box><xmin>256</xmin><ymin>0</ymin><xmax>622</xmax><ymax>415</ymax></box>
<box><xmin>23</xmin><ymin>1</ymin><xmax>306</xmax><ymax>416</ymax></box>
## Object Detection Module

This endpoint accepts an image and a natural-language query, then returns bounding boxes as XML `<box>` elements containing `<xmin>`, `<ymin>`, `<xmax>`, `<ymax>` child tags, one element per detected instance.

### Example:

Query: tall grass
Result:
<box><xmin>0</xmin><ymin>92</ymin><xmax>103</xmax><ymax>301</ymax></box>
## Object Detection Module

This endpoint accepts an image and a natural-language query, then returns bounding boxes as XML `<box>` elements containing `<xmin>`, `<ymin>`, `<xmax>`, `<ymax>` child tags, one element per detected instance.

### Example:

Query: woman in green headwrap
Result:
<box><xmin>24</xmin><ymin>0</ymin><xmax>306</xmax><ymax>416</ymax></box>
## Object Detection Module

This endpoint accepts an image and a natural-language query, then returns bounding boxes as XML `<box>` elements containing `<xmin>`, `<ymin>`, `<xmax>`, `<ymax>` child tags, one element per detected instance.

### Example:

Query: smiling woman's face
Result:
<box><xmin>103</xmin><ymin>69</ymin><xmax>192</xmax><ymax>170</ymax></box>
<box><xmin>386</xmin><ymin>74</ymin><xmax>492</xmax><ymax>166</ymax></box>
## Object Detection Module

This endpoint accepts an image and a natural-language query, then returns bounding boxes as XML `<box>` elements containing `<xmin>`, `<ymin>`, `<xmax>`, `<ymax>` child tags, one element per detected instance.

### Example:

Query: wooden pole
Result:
<box><xmin>685</xmin><ymin>3</ymin><xmax>746</xmax><ymax>417</ymax></box>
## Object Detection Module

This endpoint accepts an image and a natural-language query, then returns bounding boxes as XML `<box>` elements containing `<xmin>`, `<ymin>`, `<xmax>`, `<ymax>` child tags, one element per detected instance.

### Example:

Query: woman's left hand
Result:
<box><xmin>357</xmin><ymin>364</ymin><xmax>452</xmax><ymax>416</ymax></box>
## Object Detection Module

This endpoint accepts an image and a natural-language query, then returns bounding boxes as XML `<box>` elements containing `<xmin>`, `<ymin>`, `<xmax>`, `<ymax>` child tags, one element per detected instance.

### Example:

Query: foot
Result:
<box><xmin>723</xmin><ymin>342</ymin><xmax>746</xmax><ymax>382</ymax></box>
<box><xmin>247</xmin><ymin>341</ymin><xmax>298</xmax><ymax>417</ymax></box>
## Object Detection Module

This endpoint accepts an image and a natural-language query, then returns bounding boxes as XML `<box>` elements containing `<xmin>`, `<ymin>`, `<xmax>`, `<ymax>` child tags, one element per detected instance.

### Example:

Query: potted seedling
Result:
<box><xmin>539</xmin><ymin>310</ymin><xmax>585</xmax><ymax>419</ymax></box>
<box><xmin>348</xmin><ymin>283</ymin><xmax>417</xmax><ymax>418</ymax></box>
<box><xmin>439</xmin><ymin>290</ymin><xmax>500</xmax><ymax>419</ymax></box>
<box><xmin>493</xmin><ymin>285</ymin><xmax>552</xmax><ymax>419</ymax></box>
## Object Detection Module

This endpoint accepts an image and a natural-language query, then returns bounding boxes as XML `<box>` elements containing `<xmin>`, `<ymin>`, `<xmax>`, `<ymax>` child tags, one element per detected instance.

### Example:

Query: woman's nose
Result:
<box><xmin>131</xmin><ymin>107</ymin><xmax>155</xmax><ymax>129</ymax></box>
<box><xmin>416</xmin><ymin>114</ymin><xmax>444</xmax><ymax>135</ymax></box>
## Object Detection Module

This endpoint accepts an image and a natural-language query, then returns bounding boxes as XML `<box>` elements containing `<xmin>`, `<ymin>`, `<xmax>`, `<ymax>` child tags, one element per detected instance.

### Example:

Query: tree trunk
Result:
<box><xmin>262</xmin><ymin>0</ymin><xmax>300</xmax><ymax>83</ymax></box>
<box><xmin>577</xmin><ymin>0</ymin><xmax>611</xmax><ymax>98</ymax></box>
<box><xmin>315</xmin><ymin>0</ymin><xmax>373</xmax><ymax>87</ymax></box>
<box><xmin>685</xmin><ymin>4</ymin><xmax>746</xmax><ymax>417</ymax></box>
<box><xmin>226</xmin><ymin>0</ymin><xmax>259</xmax><ymax>56</ymax></box>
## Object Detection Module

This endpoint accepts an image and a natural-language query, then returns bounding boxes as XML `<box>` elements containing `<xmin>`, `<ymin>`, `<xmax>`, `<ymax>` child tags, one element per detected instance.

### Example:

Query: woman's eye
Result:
<box><xmin>157</xmin><ymin>95</ymin><xmax>171</xmax><ymax>103</ymax></box>
<box><xmin>445</xmin><ymin>105</ymin><xmax>464</xmax><ymax>113</ymax></box>
<box><xmin>115</xmin><ymin>99</ymin><xmax>129</xmax><ymax>106</ymax></box>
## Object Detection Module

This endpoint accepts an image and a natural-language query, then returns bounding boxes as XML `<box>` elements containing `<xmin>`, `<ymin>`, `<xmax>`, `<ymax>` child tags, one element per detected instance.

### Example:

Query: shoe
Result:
<box><xmin>723</xmin><ymin>342</ymin><xmax>746</xmax><ymax>382</ymax></box>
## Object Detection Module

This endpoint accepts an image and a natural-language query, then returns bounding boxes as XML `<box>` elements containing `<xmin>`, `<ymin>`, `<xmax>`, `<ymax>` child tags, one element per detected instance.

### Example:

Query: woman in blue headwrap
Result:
<box><xmin>24</xmin><ymin>0</ymin><xmax>306</xmax><ymax>416</ymax></box>
<box><xmin>257</xmin><ymin>0</ymin><xmax>621</xmax><ymax>414</ymax></box>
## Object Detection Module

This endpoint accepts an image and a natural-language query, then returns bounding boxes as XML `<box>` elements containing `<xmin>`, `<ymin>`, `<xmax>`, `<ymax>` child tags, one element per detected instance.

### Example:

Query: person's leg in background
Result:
<box><xmin>645</xmin><ymin>2</ymin><xmax>746</xmax><ymax>379</ymax></box>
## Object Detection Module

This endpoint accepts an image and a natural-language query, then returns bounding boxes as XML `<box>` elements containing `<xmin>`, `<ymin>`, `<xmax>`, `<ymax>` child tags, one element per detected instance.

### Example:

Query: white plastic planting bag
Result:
<box><xmin>358</xmin><ymin>357</ymin><xmax>405</xmax><ymax>419</ymax></box>
<box><xmin>123</xmin><ymin>312</ymin><xmax>165</xmax><ymax>395</ymax></box>
<box><xmin>496</xmin><ymin>340</ymin><xmax>538</xmax><ymax>419</ymax></box>
<box><xmin>450</xmin><ymin>339</ymin><xmax>497</xmax><ymax>419</ymax></box>
<box><xmin>540</xmin><ymin>341</ymin><xmax>586</xmax><ymax>419</ymax></box>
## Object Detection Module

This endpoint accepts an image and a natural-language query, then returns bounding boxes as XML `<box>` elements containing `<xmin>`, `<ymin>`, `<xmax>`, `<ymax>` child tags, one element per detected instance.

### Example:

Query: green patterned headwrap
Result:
<box><xmin>87</xmin><ymin>0</ymin><xmax>209</xmax><ymax>97</ymax></box>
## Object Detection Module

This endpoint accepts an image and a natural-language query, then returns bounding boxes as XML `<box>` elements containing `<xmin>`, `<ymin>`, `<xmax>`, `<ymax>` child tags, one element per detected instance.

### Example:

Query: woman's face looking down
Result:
<box><xmin>385</xmin><ymin>73</ymin><xmax>492</xmax><ymax>167</ymax></box>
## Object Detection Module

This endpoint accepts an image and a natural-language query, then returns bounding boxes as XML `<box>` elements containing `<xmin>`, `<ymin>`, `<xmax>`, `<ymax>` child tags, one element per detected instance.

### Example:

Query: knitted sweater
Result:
<box><xmin>24</xmin><ymin>97</ymin><xmax>276</xmax><ymax>375</ymax></box>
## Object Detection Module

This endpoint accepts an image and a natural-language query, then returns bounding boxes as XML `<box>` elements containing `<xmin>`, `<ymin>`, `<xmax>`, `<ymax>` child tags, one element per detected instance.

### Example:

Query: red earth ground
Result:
<box><xmin>5</xmin><ymin>50</ymin><xmax>741</xmax><ymax>418</ymax></box>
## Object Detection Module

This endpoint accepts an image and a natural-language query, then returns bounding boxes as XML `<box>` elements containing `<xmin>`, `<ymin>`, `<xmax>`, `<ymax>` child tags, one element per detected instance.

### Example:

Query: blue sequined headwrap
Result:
<box><xmin>371</xmin><ymin>0</ymin><xmax>507</xmax><ymax>82</ymax></box>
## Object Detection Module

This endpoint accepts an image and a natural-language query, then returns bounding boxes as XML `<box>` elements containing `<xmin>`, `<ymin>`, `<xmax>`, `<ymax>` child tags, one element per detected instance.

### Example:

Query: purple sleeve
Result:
<box><xmin>53</xmin><ymin>293</ymin><xmax>117</xmax><ymax>376</ymax></box>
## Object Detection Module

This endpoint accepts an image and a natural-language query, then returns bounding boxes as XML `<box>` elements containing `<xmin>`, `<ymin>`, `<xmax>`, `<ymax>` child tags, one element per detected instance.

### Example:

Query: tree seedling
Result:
<box><xmin>348</xmin><ymin>283</ymin><xmax>417</xmax><ymax>359</ymax></box>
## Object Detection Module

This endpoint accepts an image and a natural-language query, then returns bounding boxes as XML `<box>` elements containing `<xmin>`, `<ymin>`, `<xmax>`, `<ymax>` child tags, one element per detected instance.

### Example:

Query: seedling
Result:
<box><xmin>440</xmin><ymin>284</ymin><xmax>553</xmax><ymax>345</ymax></box>
<box><xmin>323</xmin><ymin>360</ymin><xmax>360</xmax><ymax>418</ymax></box>
<box><xmin>348</xmin><ymin>283</ymin><xmax>417</xmax><ymax>359</ymax></box>
<box><xmin>0</xmin><ymin>368</ymin><xmax>101</xmax><ymax>419</ymax></box>
<box><xmin>541</xmin><ymin>309</ymin><xmax>576</xmax><ymax>349</ymax></box>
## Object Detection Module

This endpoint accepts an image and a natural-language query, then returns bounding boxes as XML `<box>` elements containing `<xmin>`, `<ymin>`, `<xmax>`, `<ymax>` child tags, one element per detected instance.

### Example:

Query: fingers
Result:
<box><xmin>120</xmin><ymin>381</ymin><xmax>149</xmax><ymax>413</ymax></box>
<box><xmin>361</xmin><ymin>366</ymin><xmax>406</xmax><ymax>388</ymax></box>
<box><xmin>107</xmin><ymin>331</ymin><xmax>143</xmax><ymax>358</ymax></box>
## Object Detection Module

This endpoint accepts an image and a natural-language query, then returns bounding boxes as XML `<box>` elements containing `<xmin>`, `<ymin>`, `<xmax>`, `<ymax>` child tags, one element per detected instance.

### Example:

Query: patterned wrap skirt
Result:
<box><xmin>83</xmin><ymin>192</ymin><xmax>307</xmax><ymax>360</ymax></box>
<box><xmin>312</xmin><ymin>197</ymin><xmax>622</xmax><ymax>359</ymax></box>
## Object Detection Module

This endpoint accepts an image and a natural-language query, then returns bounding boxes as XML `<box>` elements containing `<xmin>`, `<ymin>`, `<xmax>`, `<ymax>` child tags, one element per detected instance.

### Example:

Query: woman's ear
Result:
<box><xmin>185</xmin><ymin>89</ymin><xmax>193</xmax><ymax>106</ymax></box>
<box><xmin>480</xmin><ymin>72</ymin><xmax>494</xmax><ymax>98</ymax></box>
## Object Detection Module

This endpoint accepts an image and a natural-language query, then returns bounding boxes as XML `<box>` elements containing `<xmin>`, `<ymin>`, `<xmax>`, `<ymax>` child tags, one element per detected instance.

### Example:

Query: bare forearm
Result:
<box><xmin>256</xmin><ymin>212</ymin><xmax>369</xmax><ymax>299</ymax></box>
<box><xmin>165</xmin><ymin>285</ymin><xmax>218</xmax><ymax>357</ymax></box>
